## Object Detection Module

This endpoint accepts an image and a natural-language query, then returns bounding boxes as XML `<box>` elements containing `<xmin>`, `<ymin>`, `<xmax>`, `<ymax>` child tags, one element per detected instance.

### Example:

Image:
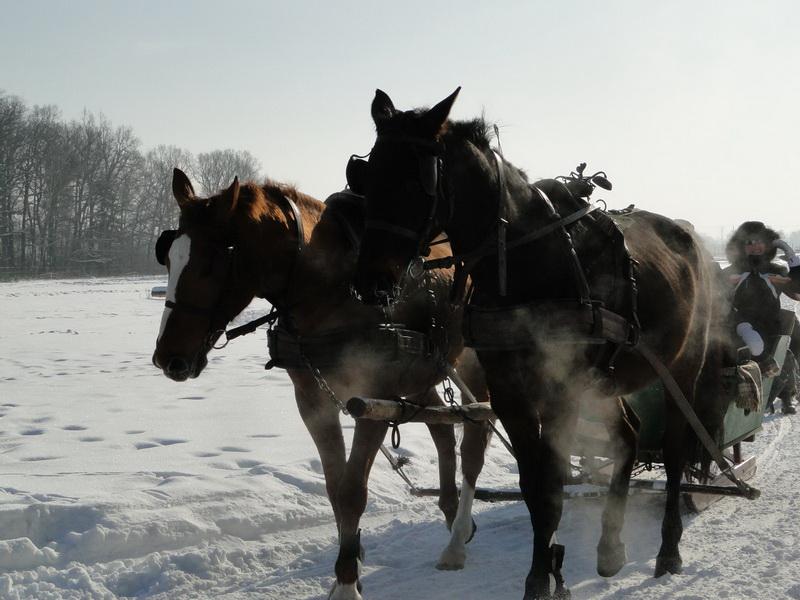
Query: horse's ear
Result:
<box><xmin>226</xmin><ymin>176</ymin><xmax>240</xmax><ymax>212</ymax></box>
<box><xmin>423</xmin><ymin>87</ymin><xmax>461</xmax><ymax>135</ymax></box>
<box><xmin>172</xmin><ymin>168</ymin><xmax>196</xmax><ymax>209</ymax></box>
<box><xmin>371</xmin><ymin>89</ymin><xmax>396</xmax><ymax>124</ymax></box>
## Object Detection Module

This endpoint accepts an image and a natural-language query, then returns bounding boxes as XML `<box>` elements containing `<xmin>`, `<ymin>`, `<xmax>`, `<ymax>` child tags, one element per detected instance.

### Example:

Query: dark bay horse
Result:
<box><xmin>352</xmin><ymin>89</ymin><xmax>728</xmax><ymax>599</ymax></box>
<box><xmin>151</xmin><ymin>169</ymin><xmax>492</xmax><ymax>599</ymax></box>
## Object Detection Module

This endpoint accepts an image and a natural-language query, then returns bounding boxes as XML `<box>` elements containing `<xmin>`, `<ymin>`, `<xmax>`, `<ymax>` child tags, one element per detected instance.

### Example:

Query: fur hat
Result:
<box><xmin>725</xmin><ymin>221</ymin><xmax>780</xmax><ymax>270</ymax></box>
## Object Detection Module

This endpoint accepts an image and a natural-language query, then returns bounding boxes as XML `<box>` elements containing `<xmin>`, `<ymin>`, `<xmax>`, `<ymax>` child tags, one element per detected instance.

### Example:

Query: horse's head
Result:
<box><xmin>152</xmin><ymin>168</ymin><xmax>261</xmax><ymax>381</ymax></box>
<box><xmin>352</xmin><ymin>88</ymin><xmax>460</xmax><ymax>304</ymax></box>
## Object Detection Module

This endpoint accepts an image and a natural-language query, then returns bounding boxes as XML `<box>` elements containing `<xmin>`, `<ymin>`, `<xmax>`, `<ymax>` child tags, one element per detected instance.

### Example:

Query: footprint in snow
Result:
<box><xmin>135</xmin><ymin>442</ymin><xmax>159</xmax><ymax>450</ymax></box>
<box><xmin>79</xmin><ymin>436</ymin><xmax>103</xmax><ymax>442</ymax></box>
<box><xmin>152</xmin><ymin>438</ymin><xmax>187</xmax><ymax>446</ymax></box>
<box><xmin>21</xmin><ymin>428</ymin><xmax>45</xmax><ymax>436</ymax></box>
<box><xmin>124</xmin><ymin>430</ymin><xmax>145</xmax><ymax>435</ymax></box>
<box><xmin>236</xmin><ymin>458</ymin><xmax>263</xmax><ymax>468</ymax></box>
<box><xmin>192</xmin><ymin>451</ymin><xmax>221</xmax><ymax>458</ymax></box>
<box><xmin>219</xmin><ymin>446</ymin><xmax>251</xmax><ymax>453</ymax></box>
<box><xmin>62</xmin><ymin>425</ymin><xmax>88</xmax><ymax>431</ymax></box>
<box><xmin>248</xmin><ymin>434</ymin><xmax>279</xmax><ymax>439</ymax></box>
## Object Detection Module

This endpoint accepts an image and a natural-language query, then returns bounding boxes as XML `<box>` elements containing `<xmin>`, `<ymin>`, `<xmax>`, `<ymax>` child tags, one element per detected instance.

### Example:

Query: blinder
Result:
<box><xmin>356</xmin><ymin>135</ymin><xmax>450</xmax><ymax>263</ymax></box>
<box><xmin>346</xmin><ymin>155</ymin><xmax>370</xmax><ymax>195</ymax></box>
<box><xmin>156</xmin><ymin>229</ymin><xmax>178</xmax><ymax>265</ymax></box>
<box><xmin>418</xmin><ymin>154</ymin><xmax>439</xmax><ymax>197</ymax></box>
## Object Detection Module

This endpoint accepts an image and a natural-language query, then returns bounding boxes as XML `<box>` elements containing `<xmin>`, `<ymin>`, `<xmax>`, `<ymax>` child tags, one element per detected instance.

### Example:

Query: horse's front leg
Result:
<box><xmin>523</xmin><ymin>416</ymin><xmax>575</xmax><ymax>600</ymax></box>
<box><xmin>291</xmin><ymin>371</ymin><xmax>347</xmax><ymax>528</ymax></box>
<box><xmin>330</xmin><ymin>419</ymin><xmax>388</xmax><ymax>600</ymax></box>
<box><xmin>655</xmin><ymin>399</ymin><xmax>689</xmax><ymax>577</ymax></box>
<box><xmin>486</xmin><ymin>361</ymin><xmax>575</xmax><ymax>600</ymax></box>
<box><xmin>596</xmin><ymin>397</ymin><xmax>639</xmax><ymax>577</ymax></box>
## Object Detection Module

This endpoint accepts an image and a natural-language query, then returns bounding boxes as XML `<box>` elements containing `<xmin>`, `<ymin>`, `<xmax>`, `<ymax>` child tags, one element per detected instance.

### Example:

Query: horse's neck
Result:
<box><xmin>249</xmin><ymin>194</ymin><xmax>323</xmax><ymax>307</ymax></box>
<box><xmin>444</xmin><ymin>143</ymin><xmax>503</xmax><ymax>256</ymax></box>
<box><xmin>278</xmin><ymin>207</ymin><xmax>362</xmax><ymax>332</ymax></box>
<box><xmin>444</xmin><ymin>145</ymin><xmax>576</xmax><ymax>303</ymax></box>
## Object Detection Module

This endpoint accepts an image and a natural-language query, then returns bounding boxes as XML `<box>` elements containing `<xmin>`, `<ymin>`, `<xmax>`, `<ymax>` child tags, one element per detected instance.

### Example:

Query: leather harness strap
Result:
<box><xmin>210</xmin><ymin>191</ymin><xmax>306</xmax><ymax>345</ymax></box>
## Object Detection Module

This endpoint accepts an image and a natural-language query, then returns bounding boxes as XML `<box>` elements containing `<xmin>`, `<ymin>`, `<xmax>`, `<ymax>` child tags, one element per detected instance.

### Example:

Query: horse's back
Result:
<box><xmin>611</xmin><ymin>209</ymin><xmax>718</xmax><ymax>373</ymax></box>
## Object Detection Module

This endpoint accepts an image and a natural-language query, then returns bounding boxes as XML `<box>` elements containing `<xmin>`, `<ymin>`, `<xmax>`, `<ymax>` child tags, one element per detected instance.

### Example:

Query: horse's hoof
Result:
<box><xmin>654</xmin><ymin>555</ymin><xmax>683</xmax><ymax>577</ymax></box>
<box><xmin>596</xmin><ymin>541</ymin><xmax>626</xmax><ymax>577</ymax></box>
<box><xmin>523</xmin><ymin>577</ymin><xmax>551</xmax><ymax>599</ymax></box>
<box><xmin>436</xmin><ymin>545</ymin><xmax>466</xmax><ymax>570</ymax></box>
<box><xmin>465</xmin><ymin>518</ymin><xmax>478</xmax><ymax>544</ymax></box>
<box><xmin>328</xmin><ymin>582</ymin><xmax>363</xmax><ymax>600</ymax></box>
<box><xmin>553</xmin><ymin>586</ymin><xmax>571</xmax><ymax>599</ymax></box>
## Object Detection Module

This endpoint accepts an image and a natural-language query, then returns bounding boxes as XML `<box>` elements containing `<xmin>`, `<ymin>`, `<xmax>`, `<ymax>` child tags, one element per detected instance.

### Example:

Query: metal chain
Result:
<box><xmin>301</xmin><ymin>350</ymin><xmax>349</xmax><ymax>414</ymax></box>
<box><xmin>300</xmin><ymin>347</ymin><xmax>421</xmax><ymax>491</ymax></box>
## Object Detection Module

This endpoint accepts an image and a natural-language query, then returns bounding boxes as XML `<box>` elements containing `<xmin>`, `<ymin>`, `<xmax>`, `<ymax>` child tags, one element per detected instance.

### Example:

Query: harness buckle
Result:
<box><xmin>407</xmin><ymin>256</ymin><xmax>425</xmax><ymax>280</ymax></box>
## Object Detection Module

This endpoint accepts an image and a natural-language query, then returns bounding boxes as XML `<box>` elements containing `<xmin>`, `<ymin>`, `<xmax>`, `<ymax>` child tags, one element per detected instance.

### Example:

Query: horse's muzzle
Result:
<box><xmin>152</xmin><ymin>352</ymin><xmax>207</xmax><ymax>381</ymax></box>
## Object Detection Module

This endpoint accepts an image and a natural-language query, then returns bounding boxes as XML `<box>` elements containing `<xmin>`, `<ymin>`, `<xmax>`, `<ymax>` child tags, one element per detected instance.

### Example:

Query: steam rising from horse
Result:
<box><xmin>151</xmin><ymin>169</ymin><xmax>492</xmax><ymax>599</ymax></box>
<box><xmin>352</xmin><ymin>89</ymin><xmax>727</xmax><ymax>599</ymax></box>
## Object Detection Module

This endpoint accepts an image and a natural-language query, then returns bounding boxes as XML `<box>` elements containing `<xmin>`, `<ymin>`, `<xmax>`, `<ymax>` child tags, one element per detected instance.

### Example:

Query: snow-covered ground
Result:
<box><xmin>1</xmin><ymin>276</ymin><xmax>799</xmax><ymax>600</ymax></box>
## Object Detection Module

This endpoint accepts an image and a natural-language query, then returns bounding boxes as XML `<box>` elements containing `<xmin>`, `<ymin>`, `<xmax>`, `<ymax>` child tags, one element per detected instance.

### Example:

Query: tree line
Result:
<box><xmin>0</xmin><ymin>91</ymin><xmax>260</xmax><ymax>279</ymax></box>
<box><xmin>3</xmin><ymin>91</ymin><xmax>799</xmax><ymax>280</ymax></box>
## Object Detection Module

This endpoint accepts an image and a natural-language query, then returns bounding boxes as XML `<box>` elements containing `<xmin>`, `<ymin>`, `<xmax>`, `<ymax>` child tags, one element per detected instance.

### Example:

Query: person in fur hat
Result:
<box><xmin>723</xmin><ymin>221</ymin><xmax>800</xmax><ymax>414</ymax></box>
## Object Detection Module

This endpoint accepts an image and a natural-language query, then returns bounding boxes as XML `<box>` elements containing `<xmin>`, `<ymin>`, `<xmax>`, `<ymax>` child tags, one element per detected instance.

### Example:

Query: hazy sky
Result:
<box><xmin>2</xmin><ymin>1</ymin><xmax>798</xmax><ymax>240</ymax></box>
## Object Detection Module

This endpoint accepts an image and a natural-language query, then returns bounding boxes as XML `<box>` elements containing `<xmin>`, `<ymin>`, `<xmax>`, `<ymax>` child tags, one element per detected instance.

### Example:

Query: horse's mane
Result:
<box><xmin>444</xmin><ymin>117</ymin><xmax>495</xmax><ymax>151</ymax></box>
<box><xmin>237</xmin><ymin>180</ymin><xmax>323</xmax><ymax>224</ymax></box>
<box><xmin>445</xmin><ymin>117</ymin><xmax>529</xmax><ymax>183</ymax></box>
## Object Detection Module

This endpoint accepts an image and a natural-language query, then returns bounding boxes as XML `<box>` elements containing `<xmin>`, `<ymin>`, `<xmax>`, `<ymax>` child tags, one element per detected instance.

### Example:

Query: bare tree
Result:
<box><xmin>130</xmin><ymin>145</ymin><xmax>195</xmax><ymax>270</ymax></box>
<box><xmin>0</xmin><ymin>92</ymin><xmax>27</xmax><ymax>271</ymax></box>
<box><xmin>193</xmin><ymin>149</ymin><xmax>261</xmax><ymax>195</ymax></box>
<box><xmin>0</xmin><ymin>93</ymin><xmax>262</xmax><ymax>278</ymax></box>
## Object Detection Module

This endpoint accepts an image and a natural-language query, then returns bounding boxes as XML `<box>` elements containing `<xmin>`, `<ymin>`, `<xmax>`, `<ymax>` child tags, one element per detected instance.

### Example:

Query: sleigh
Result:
<box><xmin>349</xmin><ymin>308</ymin><xmax>796</xmax><ymax>511</ymax></box>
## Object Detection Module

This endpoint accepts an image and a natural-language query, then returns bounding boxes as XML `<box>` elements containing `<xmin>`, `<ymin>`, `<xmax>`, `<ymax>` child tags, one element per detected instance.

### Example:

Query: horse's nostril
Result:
<box><xmin>166</xmin><ymin>357</ymin><xmax>190</xmax><ymax>377</ymax></box>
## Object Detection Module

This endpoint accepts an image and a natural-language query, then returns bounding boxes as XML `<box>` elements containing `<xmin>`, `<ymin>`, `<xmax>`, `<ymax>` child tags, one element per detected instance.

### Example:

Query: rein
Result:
<box><xmin>419</xmin><ymin>148</ymin><xmax>603</xmax><ymax>305</ymax></box>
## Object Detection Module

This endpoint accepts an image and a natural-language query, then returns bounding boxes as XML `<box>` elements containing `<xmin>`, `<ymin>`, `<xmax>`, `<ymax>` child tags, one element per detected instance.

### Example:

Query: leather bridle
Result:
<box><xmin>362</xmin><ymin>135</ymin><xmax>454</xmax><ymax>260</ymax></box>
<box><xmin>156</xmin><ymin>192</ymin><xmax>306</xmax><ymax>350</ymax></box>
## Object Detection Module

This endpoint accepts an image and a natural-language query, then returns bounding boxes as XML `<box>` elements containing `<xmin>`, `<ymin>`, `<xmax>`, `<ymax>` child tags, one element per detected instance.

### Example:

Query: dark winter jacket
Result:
<box><xmin>723</xmin><ymin>221</ymin><xmax>800</xmax><ymax>339</ymax></box>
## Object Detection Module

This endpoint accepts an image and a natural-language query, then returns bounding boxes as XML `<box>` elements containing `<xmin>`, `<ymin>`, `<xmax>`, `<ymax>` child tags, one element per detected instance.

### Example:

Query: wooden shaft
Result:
<box><xmin>346</xmin><ymin>396</ymin><xmax>496</xmax><ymax>424</ymax></box>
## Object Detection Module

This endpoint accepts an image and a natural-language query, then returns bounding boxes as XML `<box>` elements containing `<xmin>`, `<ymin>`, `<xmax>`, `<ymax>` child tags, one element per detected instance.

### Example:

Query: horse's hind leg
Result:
<box><xmin>597</xmin><ymin>397</ymin><xmax>640</xmax><ymax>577</ymax></box>
<box><xmin>438</xmin><ymin>352</ymin><xmax>492</xmax><ymax>570</ymax></box>
<box><xmin>655</xmin><ymin>397</ymin><xmax>690</xmax><ymax>577</ymax></box>
<box><xmin>331</xmin><ymin>418</ymin><xmax>388</xmax><ymax>600</ymax></box>
<box><xmin>411</xmin><ymin>388</ymin><xmax>459</xmax><ymax>527</ymax></box>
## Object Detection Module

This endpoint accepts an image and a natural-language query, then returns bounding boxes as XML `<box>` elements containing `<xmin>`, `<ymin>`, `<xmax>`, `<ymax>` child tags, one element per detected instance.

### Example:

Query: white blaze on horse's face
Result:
<box><xmin>158</xmin><ymin>233</ymin><xmax>191</xmax><ymax>342</ymax></box>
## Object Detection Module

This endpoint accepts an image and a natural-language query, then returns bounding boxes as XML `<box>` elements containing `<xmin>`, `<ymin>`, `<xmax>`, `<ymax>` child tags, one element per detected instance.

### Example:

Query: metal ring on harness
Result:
<box><xmin>390</xmin><ymin>421</ymin><xmax>402</xmax><ymax>449</ymax></box>
<box><xmin>407</xmin><ymin>256</ymin><xmax>426</xmax><ymax>280</ymax></box>
<box><xmin>386</xmin><ymin>398</ymin><xmax>427</xmax><ymax>449</ymax></box>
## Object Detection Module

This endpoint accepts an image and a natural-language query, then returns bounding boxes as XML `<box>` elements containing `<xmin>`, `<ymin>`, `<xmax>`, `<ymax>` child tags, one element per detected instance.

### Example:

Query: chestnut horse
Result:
<box><xmin>151</xmin><ymin>169</ymin><xmax>492</xmax><ymax>599</ymax></box>
<box><xmin>352</xmin><ymin>89</ymin><xmax>728</xmax><ymax>599</ymax></box>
